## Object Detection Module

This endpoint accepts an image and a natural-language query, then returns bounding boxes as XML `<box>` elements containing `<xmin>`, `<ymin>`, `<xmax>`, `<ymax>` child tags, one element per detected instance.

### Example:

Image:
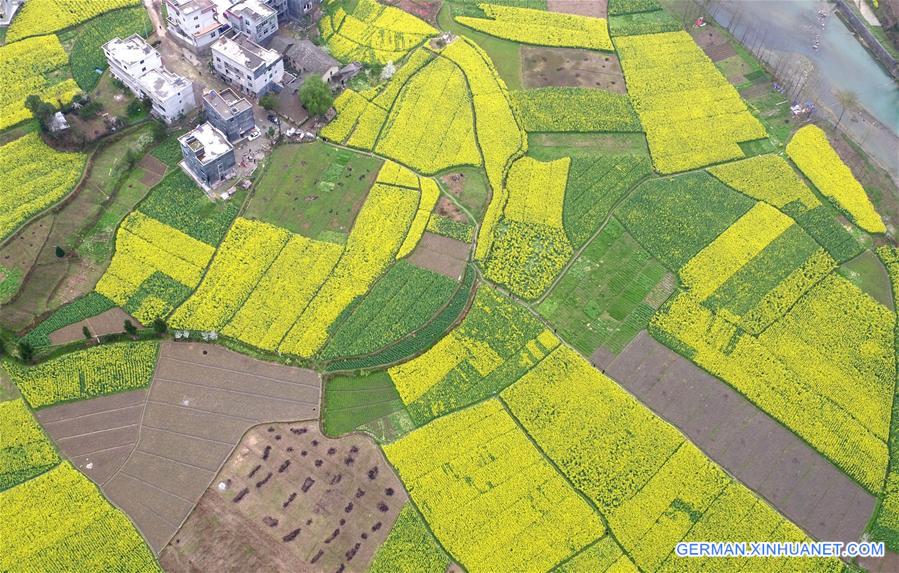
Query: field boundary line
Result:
<box><xmin>152</xmin><ymin>375</ymin><xmax>318</xmax><ymax>404</ymax></box>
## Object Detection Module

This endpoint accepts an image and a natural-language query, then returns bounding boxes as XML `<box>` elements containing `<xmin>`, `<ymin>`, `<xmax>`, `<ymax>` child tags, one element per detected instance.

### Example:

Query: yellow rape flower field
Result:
<box><xmin>615</xmin><ymin>31</ymin><xmax>766</xmax><ymax>173</ymax></box>
<box><xmin>383</xmin><ymin>399</ymin><xmax>606</xmax><ymax>573</ymax></box>
<box><xmin>0</xmin><ymin>35</ymin><xmax>81</xmax><ymax>130</ymax></box>
<box><xmin>320</xmin><ymin>0</ymin><xmax>437</xmax><ymax>64</ymax></box>
<box><xmin>455</xmin><ymin>4</ymin><xmax>613</xmax><ymax>51</ymax></box>
<box><xmin>0</xmin><ymin>463</ymin><xmax>160</xmax><ymax>572</ymax></box>
<box><xmin>787</xmin><ymin>125</ymin><xmax>886</xmax><ymax>233</ymax></box>
<box><xmin>96</xmin><ymin>212</ymin><xmax>215</xmax><ymax>324</ymax></box>
<box><xmin>6</xmin><ymin>0</ymin><xmax>140</xmax><ymax>41</ymax></box>
<box><xmin>0</xmin><ymin>132</ymin><xmax>85</xmax><ymax>241</ymax></box>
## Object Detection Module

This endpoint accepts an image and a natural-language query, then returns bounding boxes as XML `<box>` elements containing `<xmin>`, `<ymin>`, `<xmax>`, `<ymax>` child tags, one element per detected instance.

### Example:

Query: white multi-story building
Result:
<box><xmin>165</xmin><ymin>0</ymin><xmax>226</xmax><ymax>52</ymax></box>
<box><xmin>103</xmin><ymin>35</ymin><xmax>196</xmax><ymax>124</ymax></box>
<box><xmin>138</xmin><ymin>68</ymin><xmax>196</xmax><ymax>123</ymax></box>
<box><xmin>225</xmin><ymin>0</ymin><xmax>278</xmax><ymax>44</ymax></box>
<box><xmin>211</xmin><ymin>32</ymin><xmax>284</xmax><ymax>97</ymax></box>
<box><xmin>103</xmin><ymin>34</ymin><xmax>164</xmax><ymax>94</ymax></box>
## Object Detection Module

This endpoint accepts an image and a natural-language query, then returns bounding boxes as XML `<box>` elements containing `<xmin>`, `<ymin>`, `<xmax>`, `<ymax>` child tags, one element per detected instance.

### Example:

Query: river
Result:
<box><xmin>707</xmin><ymin>0</ymin><xmax>899</xmax><ymax>181</ymax></box>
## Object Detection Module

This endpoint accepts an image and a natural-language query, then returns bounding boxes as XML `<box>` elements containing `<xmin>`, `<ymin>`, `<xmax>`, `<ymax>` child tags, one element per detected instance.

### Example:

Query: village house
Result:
<box><xmin>224</xmin><ymin>0</ymin><xmax>279</xmax><ymax>44</ymax></box>
<box><xmin>271</xmin><ymin>37</ymin><xmax>339</xmax><ymax>80</ymax></box>
<box><xmin>179</xmin><ymin>122</ymin><xmax>236</xmax><ymax>187</ymax></box>
<box><xmin>164</xmin><ymin>0</ymin><xmax>227</xmax><ymax>53</ymax></box>
<box><xmin>202</xmin><ymin>88</ymin><xmax>255</xmax><ymax>141</ymax></box>
<box><xmin>211</xmin><ymin>32</ymin><xmax>284</xmax><ymax>97</ymax></box>
<box><xmin>103</xmin><ymin>35</ymin><xmax>196</xmax><ymax>124</ymax></box>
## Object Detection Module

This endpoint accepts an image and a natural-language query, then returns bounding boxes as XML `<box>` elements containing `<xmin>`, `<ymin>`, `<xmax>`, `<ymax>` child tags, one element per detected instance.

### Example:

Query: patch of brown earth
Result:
<box><xmin>522</xmin><ymin>46</ymin><xmax>625</xmax><ymax>92</ymax></box>
<box><xmin>160</xmin><ymin>422</ymin><xmax>406</xmax><ymax>573</ymax></box>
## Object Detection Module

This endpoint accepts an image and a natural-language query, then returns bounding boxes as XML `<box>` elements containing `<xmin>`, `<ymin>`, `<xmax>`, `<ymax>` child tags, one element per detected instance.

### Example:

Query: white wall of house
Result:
<box><xmin>139</xmin><ymin>71</ymin><xmax>197</xmax><ymax>123</ymax></box>
<box><xmin>211</xmin><ymin>38</ymin><xmax>284</xmax><ymax>96</ymax></box>
<box><xmin>226</xmin><ymin>0</ymin><xmax>279</xmax><ymax>44</ymax></box>
<box><xmin>165</xmin><ymin>0</ymin><xmax>223</xmax><ymax>50</ymax></box>
<box><xmin>103</xmin><ymin>36</ymin><xmax>164</xmax><ymax>96</ymax></box>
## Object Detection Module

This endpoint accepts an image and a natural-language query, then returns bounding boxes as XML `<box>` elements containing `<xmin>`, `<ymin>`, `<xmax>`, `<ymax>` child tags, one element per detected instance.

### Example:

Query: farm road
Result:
<box><xmin>40</xmin><ymin>342</ymin><xmax>321</xmax><ymax>552</ymax></box>
<box><xmin>606</xmin><ymin>331</ymin><xmax>875</xmax><ymax>544</ymax></box>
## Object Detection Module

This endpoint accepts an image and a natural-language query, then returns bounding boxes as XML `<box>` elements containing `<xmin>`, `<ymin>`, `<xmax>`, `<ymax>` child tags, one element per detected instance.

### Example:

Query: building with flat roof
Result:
<box><xmin>165</xmin><ymin>0</ymin><xmax>227</xmax><ymax>52</ymax></box>
<box><xmin>179</xmin><ymin>122</ymin><xmax>236</xmax><ymax>186</ymax></box>
<box><xmin>103</xmin><ymin>35</ymin><xmax>196</xmax><ymax>124</ymax></box>
<box><xmin>138</xmin><ymin>68</ymin><xmax>196</xmax><ymax>123</ymax></box>
<box><xmin>203</xmin><ymin>89</ymin><xmax>255</xmax><ymax>141</ymax></box>
<box><xmin>103</xmin><ymin>34</ymin><xmax>164</xmax><ymax>95</ymax></box>
<box><xmin>225</xmin><ymin>0</ymin><xmax>279</xmax><ymax>44</ymax></box>
<box><xmin>211</xmin><ymin>32</ymin><xmax>284</xmax><ymax>97</ymax></box>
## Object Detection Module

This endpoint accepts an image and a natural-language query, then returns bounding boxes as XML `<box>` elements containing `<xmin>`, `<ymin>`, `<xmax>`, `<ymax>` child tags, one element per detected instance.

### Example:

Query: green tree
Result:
<box><xmin>24</xmin><ymin>95</ymin><xmax>56</xmax><ymax>130</ymax></box>
<box><xmin>82</xmin><ymin>326</ymin><xmax>92</xmax><ymax>339</ymax></box>
<box><xmin>124</xmin><ymin>320</ymin><xmax>137</xmax><ymax>336</ymax></box>
<box><xmin>18</xmin><ymin>341</ymin><xmax>34</xmax><ymax>363</ymax></box>
<box><xmin>152</xmin><ymin>318</ymin><xmax>168</xmax><ymax>335</ymax></box>
<box><xmin>259</xmin><ymin>93</ymin><xmax>278</xmax><ymax>111</ymax></box>
<box><xmin>299</xmin><ymin>75</ymin><xmax>334</xmax><ymax>118</ymax></box>
<box><xmin>55</xmin><ymin>246</ymin><xmax>65</xmax><ymax>258</ymax></box>
<box><xmin>151</xmin><ymin>120</ymin><xmax>167</xmax><ymax>142</ymax></box>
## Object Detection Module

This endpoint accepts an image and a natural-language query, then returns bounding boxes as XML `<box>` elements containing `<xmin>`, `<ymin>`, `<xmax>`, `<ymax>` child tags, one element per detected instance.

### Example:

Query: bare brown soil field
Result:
<box><xmin>36</xmin><ymin>389</ymin><xmax>146</xmax><ymax>484</ymax></box>
<box><xmin>408</xmin><ymin>232</ymin><xmax>469</xmax><ymax>280</ymax></box>
<box><xmin>137</xmin><ymin>154</ymin><xmax>168</xmax><ymax>187</ymax></box>
<box><xmin>522</xmin><ymin>46</ymin><xmax>625</xmax><ymax>92</ymax></box>
<box><xmin>606</xmin><ymin>331</ymin><xmax>876</xmax><ymax>543</ymax></box>
<box><xmin>48</xmin><ymin>307</ymin><xmax>141</xmax><ymax>345</ymax></box>
<box><xmin>76</xmin><ymin>342</ymin><xmax>322</xmax><ymax>552</ymax></box>
<box><xmin>384</xmin><ymin>0</ymin><xmax>441</xmax><ymax>23</ymax></box>
<box><xmin>160</xmin><ymin>421</ymin><xmax>407</xmax><ymax>573</ymax></box>
<box><xmin>547</xmin><ymin>0</ymin><xmax>606</xmax><ymax>17</ymax></box>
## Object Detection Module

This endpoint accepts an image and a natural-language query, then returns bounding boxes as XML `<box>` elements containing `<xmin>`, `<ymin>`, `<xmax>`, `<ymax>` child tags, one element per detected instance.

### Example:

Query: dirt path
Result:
<box><xmin>143</xmin><ymin>0</ymin><xmax>165</xmax><ymax>37</ymax></box>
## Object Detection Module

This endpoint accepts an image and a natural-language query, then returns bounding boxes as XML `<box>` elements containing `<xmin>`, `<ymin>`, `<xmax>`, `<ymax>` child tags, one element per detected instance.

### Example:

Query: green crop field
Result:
<box><xmin>246</xmin><ymin>142</ymin><xmax>383</xmax><ymax>241</ymax></box>
<box><xmin>539</xmin><ymin>218</ymin><xmax>672</xmax><ymax>357</ymax></box>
